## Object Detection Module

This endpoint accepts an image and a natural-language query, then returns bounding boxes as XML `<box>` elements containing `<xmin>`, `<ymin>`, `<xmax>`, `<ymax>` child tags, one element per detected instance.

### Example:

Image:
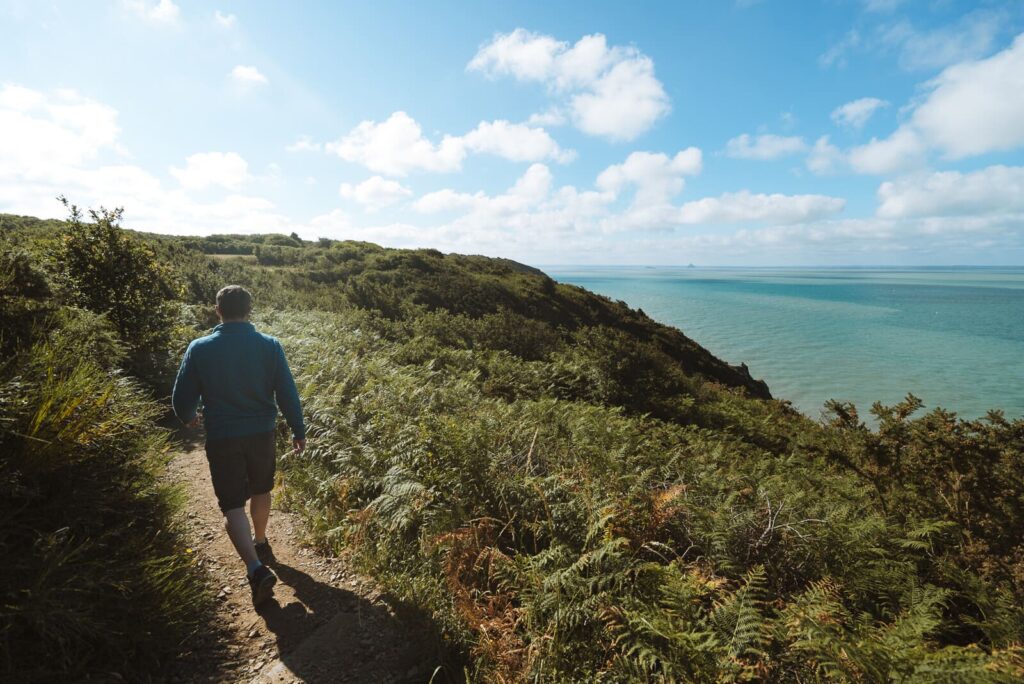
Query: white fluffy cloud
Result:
<box><xmin>910</xmin><ymin>33</ymin><xmax>1024</xmax><ymax>158</ymax></box>
<box><xmin>339</xmin><ymin>176</ymin><xmax>413</xmax><ymax>211</ymax></box>
<box><xmin>327</xmin><ymin>112</ymin><xmax>467</xmax><ymax>175</ymax></box>
<box><xmin>677</xmin><ymin>191</ymin><xmax>846</xmax><ymax>225</ymax></box>
<box><xmin>0</xmin><ymin>85</ymin><xmax>120</xmax><ymax>175</ymax></box>
<box><xmin>469</xmin><ymin>29</ymin><xmax>670</xmax><ymax>141</ymax></box>
<box><xmin>831</xmin><ymin>97</ymin><xmax>888</xmax><ymax>128</ymax></box>
<box><xmin>230</xmin><ymin>65</ymin><xmax>268</xmax><ymax>86</ymax></box>
<box><xmin>841</xmin><ymin>34</ymin><xmax>1024</xmax><ymax>174</ymax></box>
<box><xmin>0</xmin><ymin>84</ymin><xmax>294</xmax><ymax>235</ymax></box>
<box><xmin>413</xmin><ymin>188</ymin><xmax>481</xmax><ymax>214</ymax></box>
<box><xmin>461</xmin><ymin>119</ymin><xmax>574</xmax><ymax>163</ymax></box>
<box><xmin>848</xmin><ymin>127</ymin><xmax>926</xmax><ymax>175</ymax></box>
<box><xmin>7</xmin><ymin>84</ymin><xmax>972</xmax><ymax>265</ymax></box>
<box><xmin>415</xmin><ymin>163</ymin><xmax>555</xmax><ymax>215</ymax></box>
<box><xmin>326</xmin><ymin>111</ymin><xmax>571</xmax><ymax>176</ymax></box>
<box><xmin>725</xmin><ymin>133</ymin><xmax>807</xmax><ymax>160</ymax></box>
<box><xmin>170</xmin><ymin>152</ymin><xmax>250</xmax><ymax>190</ymax></box>
<box><xmin>4</xmin><ymin>62</ymin><xmax>1013</xmax><ymax>265</ymax></box>
<box><xmin>123</xmin><ymin>0</ymin><xmax>180</xmax><ymax>24</ymax></box>
<box><xmin>811</xmin><ymin>34</ymin><xmax>1024</xmax><ymax>176</ymax></box>
<box><xmin>410</xmin><ymin>148</ymin><xmax>844</xmax><ymax>244</ymax></box>
<box><xmin>469</xmin><ymin>30</ymin><xmax>563</xmax><ymax>80</ymax></box>
<box><xmin>407</xmin><ymin>164</ymin><xmax>603</xmax><ymax>251</ymax></box>
<box><xmin>597</xmin><ymin>148</ymin><xmax>702</xmax><ymax>206</ymax></box>
<box><xmin>413</xmin><ymin>164</ymin><xmax>588</xmax><ymax>234</ymax></box>
<box><xmin>570</xmin><ymin>55</ymin><xmax>670</xmax><ymax>141</ymax></box>
<box><xmin>876</xmin><ymin>165</ymin><xmax>1024</xmax><ymax>219</ymax></box>
<box><xmin>806</xmin><ymin>136</ymin><xmax>845</xmax><ymax>175</ymax></box>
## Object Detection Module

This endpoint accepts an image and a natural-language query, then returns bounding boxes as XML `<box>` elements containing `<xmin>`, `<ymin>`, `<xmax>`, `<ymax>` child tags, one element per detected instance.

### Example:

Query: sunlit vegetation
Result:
<box><xmin>2</xmin><ymin>209</ymin><xmax>1023</xmax><ymax>681</ymax></box>
<box><xmin>0</xmin><ymin>219</ymin><xmax>209</xmax><ymax>681</ymax></box>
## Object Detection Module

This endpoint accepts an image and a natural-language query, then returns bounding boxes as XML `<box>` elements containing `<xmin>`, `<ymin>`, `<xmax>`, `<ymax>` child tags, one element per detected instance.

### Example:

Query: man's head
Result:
<box><xmin>216</xmin><ymin>285</ymin><xmax>253</xmax><ymax>322</ymax></box>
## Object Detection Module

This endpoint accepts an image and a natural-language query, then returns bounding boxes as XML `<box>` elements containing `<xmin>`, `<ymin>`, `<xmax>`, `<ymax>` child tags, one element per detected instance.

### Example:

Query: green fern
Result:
<box><xmin>711</xmin><ymin>565</ymin><xmax>769</xmax><ymax>660</ymax></box>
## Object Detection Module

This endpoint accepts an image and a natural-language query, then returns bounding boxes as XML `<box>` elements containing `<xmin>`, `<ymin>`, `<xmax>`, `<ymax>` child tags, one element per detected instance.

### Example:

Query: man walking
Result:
<box><xmin>172</xmin><ymin>285</ymin><xmax>306</xmax><ymax>606</ymax></box>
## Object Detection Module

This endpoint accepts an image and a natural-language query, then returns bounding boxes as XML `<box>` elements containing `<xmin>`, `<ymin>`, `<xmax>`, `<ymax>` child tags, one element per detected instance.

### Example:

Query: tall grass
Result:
<box><xmin>0</xmin><ymin>336</ymin><xmax>210</xmax><ymax>680</ymax></box>
<box><xmin>0</xmin><ymin>245</ymin><xmax>210</xmax><ymax>681</ymax></box>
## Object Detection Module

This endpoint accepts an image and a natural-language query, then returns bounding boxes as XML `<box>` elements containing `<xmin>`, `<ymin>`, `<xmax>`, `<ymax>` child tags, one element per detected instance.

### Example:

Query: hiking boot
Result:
<box><xmin>254</xmin><ymin>538</ymin><xmax>275</xmax><ymax>565</ymax></box>
<box><xmin>249</xmin><ymin>564</ymin><xmax>277</xmax><ymax>606</ymax></box>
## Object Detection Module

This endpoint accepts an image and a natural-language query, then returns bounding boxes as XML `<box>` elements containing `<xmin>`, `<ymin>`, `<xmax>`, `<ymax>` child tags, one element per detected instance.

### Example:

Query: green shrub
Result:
<box><xmin>0</xmin><ymin>245</ymin><xmax>54</xmax><ymax>356</ymax></box>
<box><xmin>51</xmin><ymin>200</ymin><xmax>181</xmax><ymax>383</ymax></box>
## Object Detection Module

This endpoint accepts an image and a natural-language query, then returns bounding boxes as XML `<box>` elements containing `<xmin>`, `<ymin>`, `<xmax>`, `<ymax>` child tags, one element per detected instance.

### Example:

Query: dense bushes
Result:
<box><xmin>52</xmin><ymin>201</ymin><xmax>184</xmax><ymax>387</ymax></box>
<box><xmin>267</xmin><ymin>309</ymin><xmax>1024</xmax><ymax>682</ymax></box>
<box><xmin>0</xmin><ymin>235</ymin><xmax>207</xmax><ymax>681</ymax></box>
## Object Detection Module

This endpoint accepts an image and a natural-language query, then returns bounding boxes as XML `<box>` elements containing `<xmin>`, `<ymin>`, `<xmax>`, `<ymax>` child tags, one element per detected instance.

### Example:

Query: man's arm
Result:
<box><xmin>273</xmin><ymin>340</ymin><xmax>306</xmax><ymax>451</ymax></box>
<box><xmin>172</xmin><ymin>344</ymin><xmax>202</xmax><ymax>427</ymax></box>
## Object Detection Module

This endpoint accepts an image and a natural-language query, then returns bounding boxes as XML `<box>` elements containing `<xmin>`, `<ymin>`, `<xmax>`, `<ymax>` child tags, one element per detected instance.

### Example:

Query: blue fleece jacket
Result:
<box><xmin>172</xmin><ymin>321</ymin><xmax>305</xmax><ymax>441</ymax></box>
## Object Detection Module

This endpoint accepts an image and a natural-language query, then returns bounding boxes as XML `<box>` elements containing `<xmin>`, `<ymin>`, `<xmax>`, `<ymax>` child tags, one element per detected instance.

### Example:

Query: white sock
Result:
<box><xmin>223</xmin><ymin>507</ymin><xmax>260</xmax><ymax>574</ymax></box>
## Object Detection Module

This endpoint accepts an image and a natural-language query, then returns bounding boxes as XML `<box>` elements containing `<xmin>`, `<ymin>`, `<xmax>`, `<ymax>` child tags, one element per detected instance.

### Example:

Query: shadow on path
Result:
<box><xmin>160</xmin><ymin>422</ymin><xmax>457</xmax><ymax>683</ymax></box>
<box><xmin>256</xmin><ymin>558</ymin><xmax>446</xmax><ymax>683</ymax></box>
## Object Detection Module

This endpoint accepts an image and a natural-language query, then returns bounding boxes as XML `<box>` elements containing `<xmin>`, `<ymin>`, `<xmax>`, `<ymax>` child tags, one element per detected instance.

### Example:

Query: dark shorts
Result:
<box><xmin>204</xmin><ymin>430</ymin><xmax>277</xmax><ymax>512</ymax></box>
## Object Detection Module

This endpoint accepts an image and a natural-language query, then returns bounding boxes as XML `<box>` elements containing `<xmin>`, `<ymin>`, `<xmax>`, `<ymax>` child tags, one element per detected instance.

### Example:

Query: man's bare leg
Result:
<box><xmin>224</xmin><ymin>507</ymin><xmax>259</xmax><ymax>572</ymax></box>
<box><xmin>250</xmin><ymin>492</ymin><xmax>271</xmax><ymax>544</ymax></box>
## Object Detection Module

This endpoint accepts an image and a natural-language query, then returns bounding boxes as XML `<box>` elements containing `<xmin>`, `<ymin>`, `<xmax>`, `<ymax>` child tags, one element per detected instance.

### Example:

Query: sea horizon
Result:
<box><xmin>537</xmin><ymin>264</ymin><xmax>1024</xmax><ymax>270</ymax></box>
<box><xmin>545</xmin><ymin>264</ymin><xmax>1024</xmax><ymax>423</ymax></box>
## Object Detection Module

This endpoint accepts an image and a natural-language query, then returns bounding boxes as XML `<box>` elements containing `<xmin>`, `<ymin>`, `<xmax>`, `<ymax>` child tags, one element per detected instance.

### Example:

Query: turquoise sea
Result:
<box><xmin>545</xmin><ymin>267</ymin><xmax>1024</xmax><ymax>422</ymax></box>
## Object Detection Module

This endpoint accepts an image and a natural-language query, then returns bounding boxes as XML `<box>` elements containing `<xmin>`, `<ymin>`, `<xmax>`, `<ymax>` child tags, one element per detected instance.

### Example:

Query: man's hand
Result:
<box><xmin>186</xmin><ymin>412</ymin><xmax>203</xmax><ymax>429</ymax></box>
<box><xmin>293</xmin><ymin>437</ymin><xmax>306</xmax><ymax>453</ymax></box>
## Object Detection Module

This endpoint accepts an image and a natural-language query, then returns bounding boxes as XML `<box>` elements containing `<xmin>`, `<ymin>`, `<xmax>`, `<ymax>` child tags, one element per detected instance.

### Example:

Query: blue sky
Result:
<box><xmin>2</xmin><ymin>0</ymin><xmax>1023</xmax><ymax>265</ymax></box>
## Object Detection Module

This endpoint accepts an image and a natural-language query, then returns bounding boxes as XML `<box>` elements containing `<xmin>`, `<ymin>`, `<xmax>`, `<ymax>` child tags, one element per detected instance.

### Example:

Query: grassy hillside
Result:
<box><xmin>3</xmin><ymin>211</ymin><xmax>1024</xmax><ymax>681</ymax></box>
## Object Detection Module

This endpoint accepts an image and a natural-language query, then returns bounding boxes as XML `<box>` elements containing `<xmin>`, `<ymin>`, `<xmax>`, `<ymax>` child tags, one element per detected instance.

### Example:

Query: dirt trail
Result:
<box><xmin>163</xmin><ymin>437</ymin><xmax>440</xmax><ymax>683</ymax></box>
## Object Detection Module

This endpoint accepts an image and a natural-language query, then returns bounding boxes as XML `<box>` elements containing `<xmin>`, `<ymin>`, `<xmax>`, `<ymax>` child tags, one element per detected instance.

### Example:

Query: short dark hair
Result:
<box><xmin>216</xmin><ymin>285</ymin><xmax>252</xmax><ymax>320</ymax></box>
